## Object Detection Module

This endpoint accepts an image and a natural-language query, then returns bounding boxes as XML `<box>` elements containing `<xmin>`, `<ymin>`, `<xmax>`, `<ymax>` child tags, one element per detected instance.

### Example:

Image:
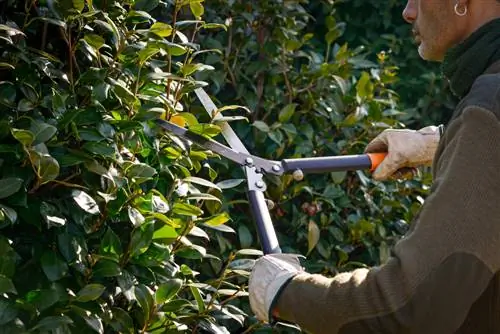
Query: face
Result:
<box><xmin>403</xmin><ymin>0</ymin><xmax>467</xmax><ymax>61</ymax></box>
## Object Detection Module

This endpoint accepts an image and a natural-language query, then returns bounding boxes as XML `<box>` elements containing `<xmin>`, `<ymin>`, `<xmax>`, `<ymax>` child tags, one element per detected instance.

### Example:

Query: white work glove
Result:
<box><xmin>364</xmin><ymin>125</ymin><xmax>442</xmax><ymax>181</ymax></box>
<box><xmin>248</xmin><ymin>253</ymin><xmax>304</xmax><ymax>323</ymax></box>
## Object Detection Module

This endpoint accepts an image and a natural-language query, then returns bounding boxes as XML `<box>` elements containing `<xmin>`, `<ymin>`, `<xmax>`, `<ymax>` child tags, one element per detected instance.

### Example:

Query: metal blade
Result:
<box><xmin>155</xmin><ymin>119</ymin><xmax>282</xmax><ymax>175</ymax></box>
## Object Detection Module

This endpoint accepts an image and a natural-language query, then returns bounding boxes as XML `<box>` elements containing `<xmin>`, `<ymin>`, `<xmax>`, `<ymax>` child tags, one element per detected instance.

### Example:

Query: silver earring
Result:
<box><xmin>454</xmin><ymin>3</ymin><xmax>467</xmax><ymax>16</ymax></box>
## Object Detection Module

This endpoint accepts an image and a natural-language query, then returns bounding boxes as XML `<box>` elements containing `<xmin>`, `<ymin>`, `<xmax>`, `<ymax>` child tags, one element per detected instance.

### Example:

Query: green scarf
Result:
<box><xmin>442</xmin><ymin>18</ymin><xmax>500</xmax><ymax>98</ymax></box>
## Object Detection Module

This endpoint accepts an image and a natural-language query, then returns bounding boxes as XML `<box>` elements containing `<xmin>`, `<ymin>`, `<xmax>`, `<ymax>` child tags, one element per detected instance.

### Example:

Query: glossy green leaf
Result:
<box><xmin>11</xmin><ymin>129</ymin><xmax>34</xmax><ymax>146</ymax></box>
<box><xmin>0</xmin><ymin>275</ymin><xmax>16</xmax><ymax>294</ymax></box>
<box><xmin>190</xmin><ymin>1</ymin><xmax>204</xmax><ymax>18</ymax></box>
<box><xmin>152</xmin><ymin>225</ymin><xmax>178</xmax><ymax>240</ymax></box>
<box><xmin>72</xmin><ymin>190</ymin><xmax>100</xmax><ymax>215</ymax></box>
<box><xmin>0</xmin><ymin>178</ymin><xmax>23</xmax><ymax>199</ymax></box>
<box><xmin>76</xmin><ymin>283</ymin><xmax>106</xmax><ymax>302</ymax></box>
<box><xmin>150</xmin><ymin>22</ymin><xmax>173</xmax><ymax>37</ymax></box>
<box><xmin>31</xmin><ymin>315</ymin><xmax>73</xmax><ymax>331</ymax></box>
<box><xmin>134</xmin><ymin>284</ymin><xmax>154</xmax><ymax>323</ymax></box>
<box><xmin>92</xmin><ymin>259</ymin><xmax>122</xmax><ymax>278</ymax></box>
<box><xmin>99</xmin><ymin>228</ymin><xmax>122</xmax><ymax>260</ymax></box>
<box><xmin>129</xmin><ymin>221</ymin><xmax>154</xmax><ymax>257</ymax></box>
<box><xmin>204</xmin><ymin>212</ymin><xmax>230</xmax><ymax>226</ymax></box>
<box><xmin>40</xmin><ymin>251</ymin><xmax>68</xmax><ymax>281</ymax></box>
<box><xmin>0</xmin><ymin>299</ymin><xmax>17</xmax><ymax>325</ymax></box>
<box><xmin>172</xmin><ymin>202</ymin><xmax>203</xmax><ymax>216</ymax></box>
<box><xmin>29</xmin><ymin>150</ymin><xmax>60</xmax><ymax>184</ymax></box>
<box><xmin>307</xmin><ymin>220</ymin><xmax>320</xmax><ymax>255</ymax></box>
<box><xmin>278</xmin><ymin>103</ymin><xmax>297</xmax><ymax>123</ymax></box>
<box><xmin>155</xmin><ymin>278</ymin><xmax>183</xmax><ymax>304</ymax></box>
<box><xmin>128</xmin><ymin>207</ymin><xmax>145</xmax><ymax>227</ymax></box>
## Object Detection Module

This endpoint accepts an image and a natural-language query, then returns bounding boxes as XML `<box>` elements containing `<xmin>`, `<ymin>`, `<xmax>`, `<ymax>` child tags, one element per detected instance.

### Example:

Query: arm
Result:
<box><xmin>251</xmin><ymin>106</ymin><xmax>500</xmax><ymax>333</ymax></box>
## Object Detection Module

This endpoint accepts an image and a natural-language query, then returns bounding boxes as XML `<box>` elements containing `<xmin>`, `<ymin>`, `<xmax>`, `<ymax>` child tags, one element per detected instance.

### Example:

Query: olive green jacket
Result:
<box><xmin>275</xmin><ymin>61</ymin><xmax>500</xmax><ymax>334</ymax></box>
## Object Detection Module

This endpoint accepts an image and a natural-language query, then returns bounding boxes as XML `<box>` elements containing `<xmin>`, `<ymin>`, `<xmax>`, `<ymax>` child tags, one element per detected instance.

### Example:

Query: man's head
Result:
<box><xmin>403</xmin><ymin>0</ymin><xmax>500</xmax><ymax>61</ymax></box>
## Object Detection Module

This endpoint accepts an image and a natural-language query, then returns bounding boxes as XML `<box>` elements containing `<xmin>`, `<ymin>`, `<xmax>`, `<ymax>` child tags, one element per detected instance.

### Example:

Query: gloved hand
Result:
<box><xmin>248</xmin><ymin>253</ymin><xmax>304</xmax><ymax>323</ymax></box>
<box><xmin>364</xmin><ymin>125</ymin><xmax>442</xmax><ymax>181</ymax></box>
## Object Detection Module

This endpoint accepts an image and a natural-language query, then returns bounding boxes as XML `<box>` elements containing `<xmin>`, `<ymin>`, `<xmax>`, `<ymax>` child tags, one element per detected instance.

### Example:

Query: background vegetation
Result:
<box><xmin>0</xmin><ymin>0</ymin><xmax>451</xmax><ymax>333</ymax></box>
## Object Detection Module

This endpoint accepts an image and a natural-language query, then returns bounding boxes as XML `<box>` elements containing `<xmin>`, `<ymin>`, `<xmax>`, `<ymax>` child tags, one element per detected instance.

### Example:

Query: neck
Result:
<box><xmin>442</xmin><ymin>17</ymin><xmax>500</xmax><ymax>97</ymax></box>
<box><xmin>462</xmin><ymin>5</ymin><xmax>500</xmax><ymax>40</ymax></box>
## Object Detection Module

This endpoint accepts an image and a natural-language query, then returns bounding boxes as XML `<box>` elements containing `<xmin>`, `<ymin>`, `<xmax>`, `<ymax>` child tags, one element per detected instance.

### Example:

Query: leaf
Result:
<box><xmin>150</xmin><ymin>22</ymin><xmax>173</xmax><ymax>37</ymax></box>
<box><xmin>155</xmin><ymin>278</ymin><xmax>183</xmax><ymax>304</ymax></box>
<box><xmin>92</xmin><ymin>259</ymin><xmax>122</xmax><ymax>278</ymax></box>
<box><xmin>76</xmin><ymin>283</ymin><xmax>106</xmax><ymax>302</ymax></box>
<box><xmin>0</xmin><ymin>275</ymin><xmax>16</xmax><ymax>294</ymax></box>
<box><xmin>71</xmin><ymin>306</ymin><xmax>104</xmax><ymax>334</ymax></box>
<box><xmin>29</xmin><ymin>150</ymin><xmax>60</xmax><ymax>184</ymax></box>
<box><xmin>307</xmin><ymin>220</ymin><xmax>320</xmax><ymax>255</ymax></box>
<box><xmin>109</xmin><ymin>307</ymin><xmax>133</xmax><ymax>333</ymax></box>
<box><xmin>99</xmin><ymin>228</ymin><xmax>122</xmax><ymax>261</ymax></box>
<box><xmin>128</xmin><ymin>207</ymin><xmax>145</xmax><ymax>227</ymax></box>
<box><xmin>172</xmin><ymin>202</ymin><xmax>203</xmax><ymax>216</ymax></box>
<box><xmin>0</xmin><ymin>299</ymin><xmax>17</xmax><ymax>325</ymax></box>
<box><xmin>189</xmin><ymin>285</ymin><xmax>205</xmax><ymax>312</ymax></box>
<box><xmin>82</xmin><ymin>141</ymin><xmax>116</xmax><ymax>157</ymax></box>
<box><xmin>0</xmin><ymin>204</ymin><xmax>17</xmax><ymax>224</ymax></box>
<box><xmin>252</xmin><ymin>121</ymin><xmax>270</xmax><ymax>132</ymax></box>
<box><xmin>186</xmin><ymin>193</ymin><xmax>221</xmax><ymax>203</ymax></box>
<box><xmin>134</xmin><ymin>284</ymin><xmax>154</xmax><ymax>323</ymax></box>
<box><xmin>356</xmin><ymin>71</ymin><xmax>373</xmax><ymax>99</ymax></box>
<box><xmin>190</xmin><ymin>1</ymin><xmax>204</xmax><ymax>18</ymax></box>
<box><xmin>18</xmin><ymin>98</ymin><xmax>36</xmax><ymax>111</ymax></box>
<box><xmin>41</xmin><ymin>251</ymin><xmax>68</xmax><ymax>281</ymax></box>
<box><xmin>11</xmin><ymin>129</ymin><xmax>34</xmax><ymax>146</ymax></box>
<box><xmin>238</xmin><ymin>225</ymin><xmax>253</xmax><ymax>249</ymax></box>
<box><xmin>184</xmin><ymin>176</ymin><xmax>220</xmax><ymax>190</ymax></box>
<box><xmin>73</xmin><ymin>0</ymin><xmax>85</xmax><ymax>12</ymax></box>
<box><xmin>278</xmin><ymin>103</ymin><xmax>297</xmax><ymax>123</ymax></box>
<box><xmin>0</xmin><ymin>178</ymin><xmax>23</xmax><ymax>199</ymax></box>
<box><xmin>31</xmin><ymin>316</ymin><xmax>73</xmax><ymax>331</ymax></box>
<box><xmin>0</xmin><ymin>82</ymin><xmax>16</xmax><ymax>107</ymax></box>
<box><xmin>126</xmin><ymin>163</ymin><xmax>157</xmax><ymax>182</ymax></box>
<box><xmin>0</xmin><ymin>238</ymin><xmax>16</xmax><ymax>277</ymax></box>
<box><xmin>30</xmin><ymin>120</ymin><xmax>57</xmax><ymax>144</ymax></box>
<box><xmin>129</xmin><ymin>221</ymin><xmax>154</xmax><ymax>257</ymax></box>
<box><xmin>133</xmin><ymin>0</ymin><xmax>160</xmax><ymax>12</ymax></box>
<box><xmin>72</xmin><ymin>190</ymin><xmax>100</xmax><ymax>215</ymax></box>
<box><xmin>235</xmin><ymin>249</ymin><xmax>263</xmax><ymax>256</ymax></box>
<box><xmin>84</xmin><ymin>34</ymin><xmax>105</xmax><ymax>50</ymax></box>
<box><xmin>152</xmin><ymin>225</ymin><xmax>178</xmax><ymax>240</ymax></box>
<box><xmin>202</xmin><ymin>23</ymin><xmax>227</xmax><ymax>31</ymax></box>
<box><xmin>189</xmin><ymin>225</ymin><xmax>209</xmax><ymax>239</ymax></box>
<box><xmin>216</xmin><ymin>179</ymin><xmax>245</xmax><ymax>189</ymax></box>
<box><xmin>117</xmin><ymin>270</ymin><xmax>135</xmax><ymax>302</ymax></box>
<box><xmin>204</xmin><ymin>212</ymin><xmax>230</xmax><ymax>226</ymax></box>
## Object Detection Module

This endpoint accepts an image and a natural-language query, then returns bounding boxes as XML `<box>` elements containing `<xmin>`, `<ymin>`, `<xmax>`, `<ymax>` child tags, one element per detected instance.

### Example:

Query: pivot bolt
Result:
<box><xmin>245</xmin><ymin>157</ymin><xmax>254</xmax><ymax>165</ymax></box>
<box><xmin>272</xmin><ymin>165</ymin><xmax>281</xmax><ymax>172</ymax></box>
<box><xmin>255</xmin><ymin>180</ymin><xmax>265</xmax><ymax>188</ymax></box>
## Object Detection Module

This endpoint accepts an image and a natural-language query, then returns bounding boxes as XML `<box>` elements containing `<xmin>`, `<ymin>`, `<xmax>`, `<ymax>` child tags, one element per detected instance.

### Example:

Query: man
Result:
<box><xmin>248</xmin><ymin>0</ymin><xmax>500</xmax><ymax>333</ymax></box>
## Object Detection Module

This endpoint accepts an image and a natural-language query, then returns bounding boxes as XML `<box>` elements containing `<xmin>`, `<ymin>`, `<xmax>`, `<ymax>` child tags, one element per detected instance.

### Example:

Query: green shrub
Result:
<box><xmin>0</xmin><ymin>1</ymin><xmax>260</xmax><ymax>332</ymax></box>
<box><xmin>0</xmin><ymin>1</ymin><xmax>433</xmax><ymax>333</ymax></box>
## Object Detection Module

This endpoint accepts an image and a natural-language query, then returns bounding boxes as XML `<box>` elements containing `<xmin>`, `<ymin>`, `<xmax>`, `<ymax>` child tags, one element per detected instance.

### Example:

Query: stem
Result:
<box><xmin>166</xmin><ymin>3</ymin><xmax>179</xmax><ymax>99</ymax></box>
<box><xmin>325</xmin><ymin>42</ymin><xmax>331</xmax><ymax>63</ymax></box>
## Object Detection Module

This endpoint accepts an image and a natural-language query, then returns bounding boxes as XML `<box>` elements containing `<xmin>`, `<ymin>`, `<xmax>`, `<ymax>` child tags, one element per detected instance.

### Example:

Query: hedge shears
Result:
<box><xmin>155</xmin><ymin>88</ymin><xmax>386</xmax><ymax>254</ymax></box>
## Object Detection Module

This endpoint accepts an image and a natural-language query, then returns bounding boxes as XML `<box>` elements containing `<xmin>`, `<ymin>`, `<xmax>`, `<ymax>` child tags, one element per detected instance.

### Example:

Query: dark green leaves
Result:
<box><xmin>40</xmin><ymin>251</ymin><xmax>69</xmax><ymax>281</ymax></box>
<box><xmin>0</xmin><ymin>275</ymin><xmax>16</xmax><ymax>294</ymax></box>
<box><xmin>76</xmin><ymin>284</ymin><xmax>106</xmax><ymax>302</ymax></box>
<box><xmin>0</xmin><ymin>178</ymin><xmax>23</xmax><ymax>199</ymax></box>
<box><xmin>155</xmin><ymin>279</ymin><xmax>183</xmax><ymax>304</ymax></box>
<box><xmin>72</xmin><ymin>190</ymin><xmax>100</xmax><ymax>215</ymax></box>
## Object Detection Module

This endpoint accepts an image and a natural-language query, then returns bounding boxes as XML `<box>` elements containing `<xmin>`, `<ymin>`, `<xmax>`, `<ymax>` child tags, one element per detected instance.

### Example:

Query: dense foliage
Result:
<box><xmin>0</xmin><ymin>1</ymin><xmax>439</xmax><ymax>333</ymax></box>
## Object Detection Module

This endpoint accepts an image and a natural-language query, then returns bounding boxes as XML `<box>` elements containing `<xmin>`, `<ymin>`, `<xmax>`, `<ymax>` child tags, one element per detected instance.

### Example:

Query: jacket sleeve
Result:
<box><xmin>275</xmin><ymin>106</ymin><xmax>500</xmax><ymax>334</ymax></box>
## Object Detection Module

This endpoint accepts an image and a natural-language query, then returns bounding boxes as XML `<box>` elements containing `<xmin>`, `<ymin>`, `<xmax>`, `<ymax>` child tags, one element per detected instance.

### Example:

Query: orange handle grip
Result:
<box><xmin>367</xmin><ymin>153</ymin><xmax>387</xmax><ymax>171</ymax></box>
